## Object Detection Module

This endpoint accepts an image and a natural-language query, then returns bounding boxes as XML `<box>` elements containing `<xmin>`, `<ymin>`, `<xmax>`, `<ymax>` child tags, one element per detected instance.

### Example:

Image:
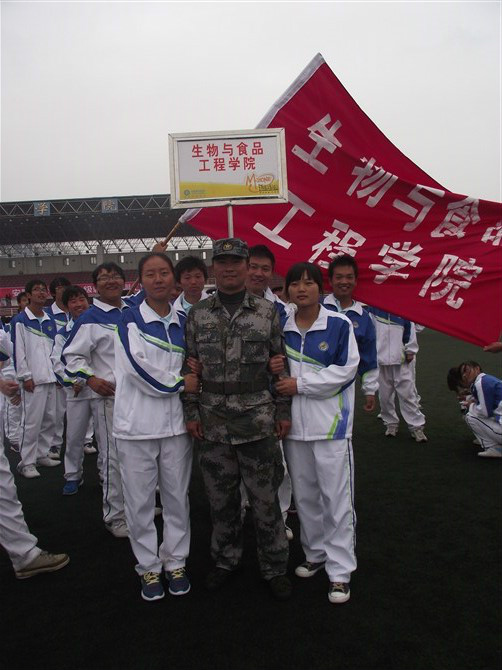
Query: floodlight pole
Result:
<box><xmin>227</xmin><ymin>204</ymin><xmax>234</xmax><ymax>238</ymax></box>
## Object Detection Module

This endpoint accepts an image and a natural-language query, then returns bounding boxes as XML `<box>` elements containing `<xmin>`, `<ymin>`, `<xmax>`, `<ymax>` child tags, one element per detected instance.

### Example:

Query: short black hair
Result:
<box><xmin>174</xmin><ymin>255</ymin><xmax>208</xmax><ymax>282</ymax></box>
<box><xmin>138</xmin><ymin>252</ymin><xmax>175</xmax><ymax>280</ymax></box>
<box><xmin>62</xmin><ymin>285</ymin><xmax>89</xmax><ymax>308</ymax></box>
<box><xmin>92</xmin><ymin>262</ymin><xmax>125</xmax><ymax>285</ymax></box>
<box><xmin>16</xmin><ymin>291</ymin><xmax>28</xmax><ymax>305</ymax></box>
<box><xmin>49</xmin><ymin>276</ymin><xmax>71</xmax><ymax>295</ymax></box>
<box><xmin>25</xmin><ymin>278</ymin><xmax>47</xmax><ymax>294</ymax></box>
<box><xmin>328</xmin><ymin>254</ymin><xmax>359</xmax><ymax>280</ymax></box>
<box><xmin>447</xmin><ymin>361</ymin><xmax>482</xmax><ymax>391</ymax></box>
<box><xmin>248</xmin><ymin>244</ymin><xmax>275</xmax><ymax>269</ymax></box>
<box><xmin>285</xmin><ymin>262</ymin><xmax>324</xmax><ymax>296</ymax></box>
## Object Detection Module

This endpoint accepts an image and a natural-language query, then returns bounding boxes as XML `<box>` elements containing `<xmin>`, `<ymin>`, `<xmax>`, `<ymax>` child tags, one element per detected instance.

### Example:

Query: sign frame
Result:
<box><xmin>169</xmin><ymin>128</ymin><xmax>288</xmax><ymax>209</ymax></box>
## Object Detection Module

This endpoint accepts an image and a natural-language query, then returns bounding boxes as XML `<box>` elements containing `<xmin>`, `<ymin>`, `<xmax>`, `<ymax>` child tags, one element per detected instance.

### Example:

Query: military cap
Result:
<box><xmin>212</xmin><ymin>238</ymin><xmax>249</xmax><ymax>259</ymax></box>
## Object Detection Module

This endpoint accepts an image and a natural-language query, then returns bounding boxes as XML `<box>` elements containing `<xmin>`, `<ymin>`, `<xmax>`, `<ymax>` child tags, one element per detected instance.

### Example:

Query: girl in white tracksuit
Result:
<box><xmin>113</xmin><ymin>252</ymin><xmax>199</xmax><ymax>601</ymax></box>
<box><xmin>275</xmin><ymin>262</ymin><xmax>360</xmax><ymax>604</ymax></box>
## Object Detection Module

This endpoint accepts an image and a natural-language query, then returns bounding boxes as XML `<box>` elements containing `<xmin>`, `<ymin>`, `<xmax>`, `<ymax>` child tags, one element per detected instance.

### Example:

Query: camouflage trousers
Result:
<box><xmin>197</xmin><ymin>435</ymin><xmax>289</xmax><ymax>579</ymax></box>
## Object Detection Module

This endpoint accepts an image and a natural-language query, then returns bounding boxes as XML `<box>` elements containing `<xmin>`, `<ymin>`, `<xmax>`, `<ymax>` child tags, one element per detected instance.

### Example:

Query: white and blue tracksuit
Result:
<box><xmin>113</xmin><ymin>300</ymin><xmax>192</xmax><ymax>575</ymax></box>
<box><xmin>366</xmin><ymin>307</ymin><xmax>425</xmax><ymax>432</ymax></box>
<box><xmin>46</xmin><ymin>304</ymin><xmax>70</xmax><ymax>453</ymax></box>
<box><xmin>0</xmin><ymin>325</ymin><xmax>21</xmax><ymax>446</ymax></box>
<box><xmin>465</xmin><ymin>373</ymin><xmax>502</xmax><ymax>455</ymax></box>
<box><xmin>45</xmin><ymin>302</ymin><xmax>69</xmax><ymax>329</ymax></box>
<box><xmin>62</xmin><ymin>298</ymin><xmax>128</xmax><ymax>526</ymax></box>
<box><xmin>11</xmin><ymin>308</ymin><xmax>58</xmax><ymax>468</ymax></box>
<box><xmin>51</xmin><ymin>321</ymin><xmax>95</xmax><ymax>482</ymax></box>
<box><xmin>0</xmin><ymin>331</ymin><xmax>42</xmax><ymax>571</ymax></box>
<box><xmin>323</xmin><ymin>296</ymin><xmax>379</xmax><ymax>398</ymax></box>
<box><xmin>281</xmin><ymin>305</ymin><xmax>360</xmax><ymax>584</ymax></box>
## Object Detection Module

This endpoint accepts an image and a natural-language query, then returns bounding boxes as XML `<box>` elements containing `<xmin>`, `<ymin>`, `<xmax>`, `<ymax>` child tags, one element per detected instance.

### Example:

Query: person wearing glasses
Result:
<box><xmin>62</xmin><ymin>263</ymin><xmax>129</xmax><ymax>538</ymax></box>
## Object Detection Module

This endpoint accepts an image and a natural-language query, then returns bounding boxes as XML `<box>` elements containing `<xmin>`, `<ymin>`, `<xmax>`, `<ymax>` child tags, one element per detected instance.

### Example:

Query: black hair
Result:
<box><xmin>62</xmin><ymin>285</ymin><xmax>89</xmax><ymax>308</ymax></box>
<box><xmin>16</xmin><ymin>291</ymin><xmax>28</xmax><ymax>305</ymax></box>
<box><xmin>25</xmin><ymin>278</ymin><xmax>47</xmax><ymax>294</ymax></box>
<box><xmin>447</xmin><ymin>361</ymin><xmax>482</xmax><ymax>391</ymax></box>
<box><xmin>248</xmin><ymin>244</ymin><xmax>275</xmax><ymax>269</ymax></box>
<box><xmin>49</xmin><ymin>276</ymin><xmax>71</xmax><ymax>295</ymax></box>
<box><xmin>328</xmin><ymin>254</ymin><xmax>359</xmax><ymax>280</ymax></box>
<box><xmin>92</xmin><ymin>262</ymin><xmax>125</xmax><ymax>284</ymax></box>
<box><xmin>174</xmin><ymin>255</ymin><xmax>208</xmax><ymax>282</ymax></box>
<box><xmin>138</xmin><ymin>252</ymin><xmax>175</xmax><ymax>280</ymax></box>
<box><xmin>271</xmin><ymin>286</ymin><xmax>283</xmax><ymax>295</ymax></box>
<box><xmin>285</xmin><ymin>262</ymin><xmax>324</xmax><ymax>296</ymax></box>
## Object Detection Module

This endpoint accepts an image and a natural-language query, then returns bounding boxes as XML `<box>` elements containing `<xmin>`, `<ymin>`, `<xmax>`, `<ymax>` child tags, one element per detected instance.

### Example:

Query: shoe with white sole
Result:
<box><xmin>295</xmin><ymin>561</ymin><xmax>325</xmax><ymax>578</ymax></box>
<box><xmin>411</xmin><ymin>428</ymin><xmax>428</xmax><ymax>443</ymax></box>
<box><xmin>328</xmin><ymin>581</ymin><xmax>350</xmax><ymax>604</ymax></box>
<box><xmin>83</xmin><ymin>443</ymin><xmax>97</xmax><ymax>454</ymax></box>
<box><xmin>15</xmin><ymin>551</ymin><xmax>69</xmax><ymax>579</ymax></box>
<box><xmin>17</xmin><ymin>464</ymin><xmax>41</xmax><ymax>479</ymax></box>
<box><xmin>105</xmin><ymin>520</ymin><xmax>128</xmax><ymax>538</ymax></box>
<box><xmin>141</xmin><ymin>572</ymin><xmax>165</xmax><ymax>601</ymax></box>
<box><xmin>385</xmin><ymin>425</ymin><xmax>398</xmax><ymax>437</ymax></box>
<box><xmin>477</xmin><ymin>447</ymin><xmax>502</xmax><ymax>458</ymax></box>
<box><xmin>48</xmin><ymin>446</ymin><xmax>61</xmax><ymax>460</ymax></box>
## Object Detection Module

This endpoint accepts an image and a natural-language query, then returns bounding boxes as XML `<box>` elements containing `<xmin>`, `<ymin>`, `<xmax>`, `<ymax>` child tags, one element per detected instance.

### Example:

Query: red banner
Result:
<box><xmin>181</xmin><ymin>54</ymin><xmax>502</xmax><ymax>347</ymax></box>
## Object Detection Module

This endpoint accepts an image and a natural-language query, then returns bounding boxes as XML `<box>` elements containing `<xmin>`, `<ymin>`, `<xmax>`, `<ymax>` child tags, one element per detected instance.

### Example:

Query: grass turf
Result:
<box><xmin>1</xmin><ymin>329</ymin><xmax>501</xmax><ymax>670</ymax></box>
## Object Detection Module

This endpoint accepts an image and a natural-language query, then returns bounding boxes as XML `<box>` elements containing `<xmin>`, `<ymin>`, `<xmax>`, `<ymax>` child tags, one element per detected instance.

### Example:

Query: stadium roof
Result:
<box><xmin>0</xmin><ymin>194</ymin><xmax>210</xmax><ymax>256</ymax></box>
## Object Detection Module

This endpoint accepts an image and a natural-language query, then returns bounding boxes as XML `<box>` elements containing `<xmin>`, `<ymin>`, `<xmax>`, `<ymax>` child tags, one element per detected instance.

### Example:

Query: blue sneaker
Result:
<box><xmin>166</xmin><ymin>567</ymin><xmax>191</xmax><ymax>596</ymax></box>
<box><xmin>141</xmin><ymin>572</ymin><xmax>165</xmax><ymax>601</ymax></box>
<box><xmin>62</xmin><ymin>479</ymin><xmax>83</xmax><ymax>496</ymax></box>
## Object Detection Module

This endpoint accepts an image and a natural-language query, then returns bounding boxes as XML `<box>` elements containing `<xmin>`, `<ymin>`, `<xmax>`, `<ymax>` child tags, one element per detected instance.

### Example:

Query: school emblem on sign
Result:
<box><xmin>318</xmin><ymin>341</ymin><xmax>329</xmax><ymax>351</ymax></box>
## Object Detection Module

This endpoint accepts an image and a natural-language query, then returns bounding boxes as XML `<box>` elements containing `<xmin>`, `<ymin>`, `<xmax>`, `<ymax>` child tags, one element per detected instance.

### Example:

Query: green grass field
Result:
<box><xmin>1</xmin><ymin>329</ymin><xmax>501</xmax><ymax>670</ymax></box>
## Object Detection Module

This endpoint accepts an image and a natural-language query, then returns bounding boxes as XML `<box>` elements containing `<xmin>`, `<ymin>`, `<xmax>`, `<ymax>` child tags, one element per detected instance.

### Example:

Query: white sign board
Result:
<box><xmin>169</xmin><ymin>128</ymin><xmax>288</xmax><ymax>209</ymax></box>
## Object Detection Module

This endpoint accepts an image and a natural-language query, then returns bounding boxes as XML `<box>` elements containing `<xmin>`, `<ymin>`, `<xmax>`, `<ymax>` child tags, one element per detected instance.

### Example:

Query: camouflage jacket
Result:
<box><xmin>181</xmin><ymin>290</ymin><xmax>291</xmax><ymax>444</ymax></box>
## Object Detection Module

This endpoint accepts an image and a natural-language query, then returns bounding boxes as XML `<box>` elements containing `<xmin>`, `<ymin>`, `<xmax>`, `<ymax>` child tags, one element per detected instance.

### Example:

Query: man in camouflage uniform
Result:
<box><xmin>182</xmin><ymin>238</ymin><xmax>292</xmax><ymax>600</ymax></box>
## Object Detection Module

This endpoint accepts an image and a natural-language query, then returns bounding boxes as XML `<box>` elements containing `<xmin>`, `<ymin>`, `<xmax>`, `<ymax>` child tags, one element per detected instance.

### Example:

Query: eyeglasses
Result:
<box><xmin>96</xmin><ymin>274</ymin><xmax>124</xmax><ymax>283</ymax></box>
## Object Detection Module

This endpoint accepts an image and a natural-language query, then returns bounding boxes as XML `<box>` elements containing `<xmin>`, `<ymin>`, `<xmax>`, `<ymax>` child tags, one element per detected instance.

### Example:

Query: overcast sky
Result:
<box><xmin>1</xmin><ymin>1</ymin><xmax>500</xmax><ymax>204</ymax></box>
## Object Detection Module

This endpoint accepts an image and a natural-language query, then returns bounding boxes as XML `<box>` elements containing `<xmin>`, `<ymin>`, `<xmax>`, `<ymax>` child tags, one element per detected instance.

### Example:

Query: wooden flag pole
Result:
<box><xmin>126</xmin><ymin>218</ymin><xmax>184</xmax><ymax>295</ymax></box>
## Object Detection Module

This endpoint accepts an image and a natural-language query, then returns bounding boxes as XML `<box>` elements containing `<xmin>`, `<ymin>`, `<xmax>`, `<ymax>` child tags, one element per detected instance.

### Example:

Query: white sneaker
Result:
<box><xmin>18</xmin><ymin>464</ymin><xmax>41</xmax><ymax>479</ymax></box>
<box><xmin>477</xmin><ymin>447</ymin><xmax>502</xmax><ymax>458</ymax></box>
<box><xmin>37</xmin><ymin>457</ymin><xmax>61</xmax><ymax>467</ymax></box>
<box><xmin>328</xmin><ymin>581</ymin><xmax>350</xmax><ymax>604</ymax></box>
<box><xmin>285</xmin><ymin>525</ymin><xmax>294</xmax><ymax>541</ymax></box>
<box><xmin>385</xmin><ymin>425</ymin><xmax>398</xmax><ymax>437</ymax></box>
<box><xmin>411</xmin><ymin>428</ymin><xmax>428</xmax><ymax>443</ymax></box>
<box><xmin>105</xmin><ymin>520</ymin><xmax>129</xmax><ymax>538</ymax></box>
<box><xmin>83</xmin><ymin>443</ymin><xmax>97</xmax><ymax>454</ymax></box>
<box><xmin>472</xmin><ymin>437</ymin><xmax>481</xmax><ymax>446</ymax></box>
<box><xmin>15</xmin><ymin>551</ymin><xmax>69</xmax><ymax>579</ymax></box>
<box><xmin>48</xmin><ymin>446</ymin><xmax>61</xmax><ymax>460</ymax></box>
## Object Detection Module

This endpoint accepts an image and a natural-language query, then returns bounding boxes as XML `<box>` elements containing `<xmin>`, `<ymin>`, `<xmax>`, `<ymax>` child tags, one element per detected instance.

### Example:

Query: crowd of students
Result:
<box><xmin>0</xmin><ymin>238</ymin><xmax>500</xmax><ymax>603</ymax></box>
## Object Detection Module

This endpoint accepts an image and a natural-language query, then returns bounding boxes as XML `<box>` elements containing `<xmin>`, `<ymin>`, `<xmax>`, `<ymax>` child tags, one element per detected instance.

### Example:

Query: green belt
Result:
<box><xmin>201</xmin><ymin>380</ymin><xmax>269</xmax><ymax>395</ymax></box>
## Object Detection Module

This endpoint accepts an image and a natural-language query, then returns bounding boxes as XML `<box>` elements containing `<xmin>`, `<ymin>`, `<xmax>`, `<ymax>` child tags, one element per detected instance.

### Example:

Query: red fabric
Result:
<box><xmin>182</xmin><ymin>54</ymin><xmax>502</xmax><ymax>346</ymax></box>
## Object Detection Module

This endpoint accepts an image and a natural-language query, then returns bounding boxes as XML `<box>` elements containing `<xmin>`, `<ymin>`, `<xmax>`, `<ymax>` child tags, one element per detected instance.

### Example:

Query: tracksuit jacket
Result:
<box><xmin>281</xmin><ymin>305</ymin><xmax>360</xmax><ymax>441</ymax></box>
<box><xmin>113</xmin><ymin>300</ymin><xmax>187</xmax><ymax>441</ymax></box>
<box><xmin>469</xmin><ymin>373</ymin><xmax>502</xmax><ymax>425</ymax></box>
<box><xmin>62</xmin><ymin>298</ymin><xmax>129</xmax><ymax>394</ymax></box>
<box><xmin>365</xmin><ymin>307</ymin><xmax>418</xmax><ymax>366</ymax></box>
<box><xmin>11</xmin><ymin>307</ymin><xmax>57</xmax><ymax>384</ymax></box>
<box><xmin>323</xmin><ymin>295</ymin><xmax>378</xmax><ymax>396</ymax></box>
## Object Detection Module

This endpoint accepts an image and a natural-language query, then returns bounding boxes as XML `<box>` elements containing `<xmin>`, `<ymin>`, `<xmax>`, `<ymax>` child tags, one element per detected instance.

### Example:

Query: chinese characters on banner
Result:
<box><xmin>180</xmin><ymin>53</ymin><xmax>502</xmax><ymax>346</ymax></box>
